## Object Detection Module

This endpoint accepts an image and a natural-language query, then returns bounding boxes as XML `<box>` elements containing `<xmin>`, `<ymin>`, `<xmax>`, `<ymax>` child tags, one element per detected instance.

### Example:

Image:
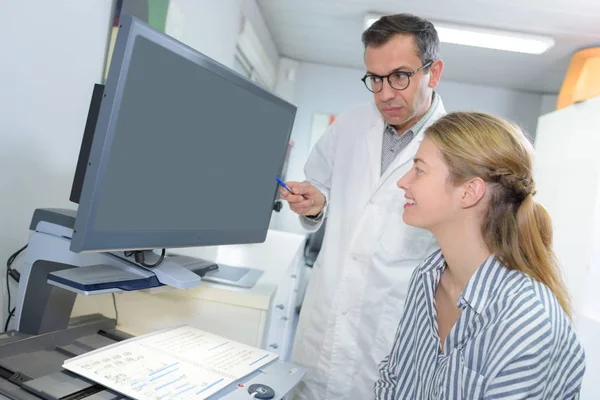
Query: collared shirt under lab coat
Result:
<box><xmin>291</xmin><ymin>98</ymin><xmax>447</xmax><ymax>400</ymax></box>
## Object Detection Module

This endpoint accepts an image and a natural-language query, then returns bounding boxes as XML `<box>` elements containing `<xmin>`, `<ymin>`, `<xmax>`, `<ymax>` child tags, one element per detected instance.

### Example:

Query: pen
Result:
<box><xmin>276</xmin><ymin>177</ymin><xmax>293</xmax><ymax>193</ymax></box>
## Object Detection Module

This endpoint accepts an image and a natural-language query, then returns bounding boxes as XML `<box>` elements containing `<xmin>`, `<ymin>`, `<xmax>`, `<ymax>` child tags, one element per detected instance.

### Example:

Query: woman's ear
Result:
<box><xmin>459</xmin><ymin>177</ymin><xmax>486</xmax><ymax>209</ymax></box>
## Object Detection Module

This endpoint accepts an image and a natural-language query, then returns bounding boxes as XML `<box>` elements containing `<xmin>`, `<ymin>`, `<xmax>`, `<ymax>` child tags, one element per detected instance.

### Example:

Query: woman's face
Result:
<box><xmin>396</xmin><ymin>137</ymin><xmax>464</xmax><ymax>232</ymax></box>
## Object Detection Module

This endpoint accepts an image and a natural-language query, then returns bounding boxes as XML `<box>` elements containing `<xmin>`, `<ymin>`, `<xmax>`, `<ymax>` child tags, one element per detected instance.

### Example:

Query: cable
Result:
<box><xmin>5</xmin><ymin>245</ymin><xmax>27</xmax><ymax>332</ymax></box>
<box><xmin>5</xmin><ymin>267</ymin><xmax>11</xmax><ymax>326</ymax></box>
<box><xmin>140</xmin><ymin>249</ymin><xmax>165</xmax><ymax>268</ymax></box>
<box><xmin>6</xmin><ymin>245</ymin><xmax>27</xmax><ymax>307</ymax></box>
<box><xmin>123</xmin><ymin>249</ymin><xmax>165</xmax><ymax>268</ymax></box>
<box><xmin>133</xmin><ymin>249</ymin><xmax>166</xmax><ymax>268</ymax></box>
<box><xmin>111</xmin><ymin>293</ymin><xmax>119</xmax><ymax>325</ymax></box>
<box><xmin>7</xmin><ymin>245</ymin><xmax>27</xmax><ymax>271</ymax></box>
<box><xmin>3</xmin><ymin>308</ymin><xmax>14</xmax><ymax>332</ymax></box>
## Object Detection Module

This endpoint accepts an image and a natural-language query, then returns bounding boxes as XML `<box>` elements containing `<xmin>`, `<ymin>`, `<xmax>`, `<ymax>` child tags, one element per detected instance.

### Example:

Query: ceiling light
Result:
<box><xmin>364</xmin><ymin>14</ymin><xmax>555</xmax><ymax>54</ymax></box>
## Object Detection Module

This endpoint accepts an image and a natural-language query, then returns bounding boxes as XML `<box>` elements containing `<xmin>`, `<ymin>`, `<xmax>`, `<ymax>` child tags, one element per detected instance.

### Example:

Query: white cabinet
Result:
<box><xmin>534</xmin><ymin>95</ymin><xmax>600</xmax><ymax>315</ymax></box>
<box><xmin>534</xmin><ymin>96</ymin><xmax>600</xmax><ymax>399</ymax></box>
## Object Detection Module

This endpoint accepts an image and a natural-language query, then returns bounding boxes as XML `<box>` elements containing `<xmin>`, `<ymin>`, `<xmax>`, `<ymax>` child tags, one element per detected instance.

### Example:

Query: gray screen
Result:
<box><xmin>92</xmin><ymin>36</ymin><xmax>294</xmax><ymax>234</ymax></box>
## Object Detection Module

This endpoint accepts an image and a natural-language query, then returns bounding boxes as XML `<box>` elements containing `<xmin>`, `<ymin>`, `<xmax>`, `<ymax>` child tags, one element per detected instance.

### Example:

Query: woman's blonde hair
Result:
<box><xmin>425</xmin><ymin>111</ymin><xmax>572</xmax><ymax>318</ymax></box>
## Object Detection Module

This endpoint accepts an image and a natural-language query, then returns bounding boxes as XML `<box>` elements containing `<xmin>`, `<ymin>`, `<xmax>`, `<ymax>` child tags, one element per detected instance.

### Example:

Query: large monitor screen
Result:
<box><xmin>71</xmin><ymin>14</ymin><xmax>296</xmax><ymax>252</ymax></box>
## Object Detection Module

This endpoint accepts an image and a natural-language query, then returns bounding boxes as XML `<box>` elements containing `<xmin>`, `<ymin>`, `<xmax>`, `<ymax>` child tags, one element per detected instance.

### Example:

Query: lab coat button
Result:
<box><xmin>369</xmin><ymin>200</ymin><xmax>374</xmax><ymax>204</ymax></box>
<box><xmin>351</xmin><ymin>256</ymin><xmax>357</xmax><ymax>261</ymax></box>
<box><xmin>342</xmin><ymin>311</ymin><xmax>347</xmax><ymax>316</ymax></box>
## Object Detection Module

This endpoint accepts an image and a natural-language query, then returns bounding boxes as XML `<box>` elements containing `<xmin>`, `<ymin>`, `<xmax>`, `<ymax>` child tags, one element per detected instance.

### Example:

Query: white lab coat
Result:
<box><xmin>291</xmin><ymin>99</ymin><xmax>446</xmax><ymax>400</ymax></box>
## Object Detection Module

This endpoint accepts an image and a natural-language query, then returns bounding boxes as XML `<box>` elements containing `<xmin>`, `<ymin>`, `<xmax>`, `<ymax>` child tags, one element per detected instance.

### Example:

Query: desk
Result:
<box><xmin>71</xmin><ymin>229</ymin><xmax>307</xmax><ymax>360</ymax></box>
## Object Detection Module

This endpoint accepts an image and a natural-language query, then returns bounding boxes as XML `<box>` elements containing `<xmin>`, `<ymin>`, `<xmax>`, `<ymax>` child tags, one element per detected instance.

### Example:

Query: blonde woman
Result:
<box><xmin>374</xmin><ymin>112</ymin><xmax>585</xmax><ymax>399</ymax></box>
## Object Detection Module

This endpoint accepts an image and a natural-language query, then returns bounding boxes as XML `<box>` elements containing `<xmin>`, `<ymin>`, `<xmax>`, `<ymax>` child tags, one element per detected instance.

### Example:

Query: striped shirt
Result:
<box><xmin>374</xmin><ymin>250</ymin><xmax>586</xmax><ymax>399</ymax></box>
<box><xmin>380</xmin><ymin>92</ymin><xmax>440</xmax><ymax>175</ymax></box>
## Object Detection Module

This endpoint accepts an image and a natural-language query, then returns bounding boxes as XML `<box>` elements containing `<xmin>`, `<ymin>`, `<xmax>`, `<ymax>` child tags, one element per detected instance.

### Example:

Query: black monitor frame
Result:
<box><xmin>69</xmin><ymin>14</ymin><xmax>296</xmax><ymax>253</ymax></box>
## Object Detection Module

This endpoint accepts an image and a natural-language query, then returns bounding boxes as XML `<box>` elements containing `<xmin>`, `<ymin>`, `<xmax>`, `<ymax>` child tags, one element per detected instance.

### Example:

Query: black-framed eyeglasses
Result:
<box><xmin>361</xmin><ymin>61</ymin><xmax>433</xmax><ymax>93</ymax></box>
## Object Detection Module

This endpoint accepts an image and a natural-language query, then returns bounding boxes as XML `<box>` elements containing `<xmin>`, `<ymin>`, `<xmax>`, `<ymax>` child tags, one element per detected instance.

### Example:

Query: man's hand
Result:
<box><xmin>280</xmin><ymin>181</ymin><xmax>326</xmax><ymax>217</ymax></box>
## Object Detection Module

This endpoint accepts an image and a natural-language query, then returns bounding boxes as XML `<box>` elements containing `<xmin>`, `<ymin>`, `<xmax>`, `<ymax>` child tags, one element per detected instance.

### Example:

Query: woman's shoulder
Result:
<box><xmin>528</xmin><ymin>278</ymin><xmax>583</xmax><ymax>344</ymax></box>
<box><xmin>496</xmin><ymin>272</ymin><xmax>562</xmax><ymax>325</ymax></box>
<box><xmin>498</xmin><ymin>273</ymin><xmax>584</xmax><ymax>357</ymax></box>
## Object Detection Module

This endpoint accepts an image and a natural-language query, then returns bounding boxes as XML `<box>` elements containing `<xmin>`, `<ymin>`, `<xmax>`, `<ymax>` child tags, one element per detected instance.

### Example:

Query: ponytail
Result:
<box><xmin>517</xmin><ymin>197</ymin><xmax>571</xmax><ymax>318</ymax></box>
<box><xmin>483</xmin><ymin>188</ymin><xmax>572</xmax><ymax>319</ymax></box>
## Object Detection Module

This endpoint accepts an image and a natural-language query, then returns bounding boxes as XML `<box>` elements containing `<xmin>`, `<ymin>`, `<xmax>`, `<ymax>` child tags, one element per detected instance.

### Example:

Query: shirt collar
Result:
<box><xmin>421</xmin><ymin>249</ymin><xmax>445</xmax><ymax>273</ymax></box>
<box><xmin>459</xmin><ymin>254</ymin><xmax>509</xmax><ymax>314</ymax></box>
<box><xmin>422</xmin><ymin>252</ymin><xmax>510</xmax><ymax>315</ymax></box>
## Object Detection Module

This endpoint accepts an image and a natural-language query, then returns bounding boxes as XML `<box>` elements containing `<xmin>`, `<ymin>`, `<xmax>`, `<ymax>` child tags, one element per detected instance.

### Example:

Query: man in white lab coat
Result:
<box><xmin>280</xmin><ymin>14</ymin><xmax>446</xmax><ymax>400</ymax></box>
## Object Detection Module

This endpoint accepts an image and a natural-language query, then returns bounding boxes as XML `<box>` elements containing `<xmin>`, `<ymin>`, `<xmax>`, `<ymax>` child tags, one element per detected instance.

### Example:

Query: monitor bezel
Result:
<box><xmin>70</xmin><ymin>14</ymin><xmax>296</xmax><ymax>253</ymax></box>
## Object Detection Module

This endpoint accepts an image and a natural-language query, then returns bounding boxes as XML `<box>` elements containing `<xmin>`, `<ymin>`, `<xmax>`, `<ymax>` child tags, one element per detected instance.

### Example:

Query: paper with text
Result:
<box><xmin>62</xmin><ymin>326</ymin><xmax>278</xmax><ymax>400</ymax></box>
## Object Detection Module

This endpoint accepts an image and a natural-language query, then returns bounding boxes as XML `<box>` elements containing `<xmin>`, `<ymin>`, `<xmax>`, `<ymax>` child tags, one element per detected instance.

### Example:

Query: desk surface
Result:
<box><xmin>72</xmin><ymin>229</ymin><xmax>308</xmax><ymax>346</ymax></box>
<box><xmin>149</xmin><ymin>229</ymin><xmax>307</xmax><ymax>310</ymax></box>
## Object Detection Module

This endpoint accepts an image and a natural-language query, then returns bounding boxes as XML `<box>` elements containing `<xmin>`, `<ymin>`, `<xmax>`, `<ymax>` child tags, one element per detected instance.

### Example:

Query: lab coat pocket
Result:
<box><xmin>372</xmin><ymin>294</ymin><xmax>404</xmax><ymax>367</ymax></box>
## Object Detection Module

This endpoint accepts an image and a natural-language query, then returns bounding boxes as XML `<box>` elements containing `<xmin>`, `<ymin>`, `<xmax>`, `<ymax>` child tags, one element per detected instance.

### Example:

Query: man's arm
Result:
<box><xmin>299</xmin><ymin>120</ymin><xmax>339</xmax><ymax>231</ymax></box>
<box><xmin>279</xmin><ymin>119</ymin><xmax>339</xmax><ymax>232</ymax></box>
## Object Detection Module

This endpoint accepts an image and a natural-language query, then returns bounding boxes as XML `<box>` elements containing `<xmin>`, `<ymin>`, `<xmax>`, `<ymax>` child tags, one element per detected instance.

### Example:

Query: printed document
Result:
<box><xmin>62</xmin><ymin>325</ymin><xmax>278</xmax><ymax>400</ymax></box>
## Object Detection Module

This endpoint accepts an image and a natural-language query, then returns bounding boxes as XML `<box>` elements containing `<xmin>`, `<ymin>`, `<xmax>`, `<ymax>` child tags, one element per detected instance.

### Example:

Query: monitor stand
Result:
<box><xmin>14</xmin><ymin>209</ymin><xmax>261</xmax><ymax>336</ymax></box>
<box><xmin>114</xmin><ymin>251</ymin><xmax>264</xmax><ymax>289</ymax></box>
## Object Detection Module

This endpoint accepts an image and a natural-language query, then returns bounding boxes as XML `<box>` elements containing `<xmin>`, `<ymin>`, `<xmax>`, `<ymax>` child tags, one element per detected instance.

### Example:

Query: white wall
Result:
<box><xmin>166</xmin><ymin>0</ymin><xmax>279</xmax><ymax>75</ymax></box>
<box><xmin>438</xmin><ymin>81</ymin><xmax>543</xmax><ymax>138</ymax></box>
<box><xmin>540</xmin><ymin>93</ymin><xmax>559</xmax><ymax>116</ymax></box>
<box><xmin>274</xmin><ymin>61</ymin><xmax>551</xmax><ymax>233</ymax></box>
<box><xmin>166</xmin><ymin>0</ymin><xmax>242</xmax><ymax>68</ymax></box>
<box><xmin>0</xmin><ymin>0</ymin><xmax>280</xmax><ymax>327</ymax></box>
<box><xmin>274</xmin><ymin>58</ymin><xmax>301</xmax><ymax>104</ymax></box>
<box><xmin>240</xmin><ymin>0</ymin><xmax>279</xmax><ymax>71</ymax></box>
<box><xmin>0</xmin><ymin>0</ymin><xmax>114</xmax><ymax>324</ymax></box>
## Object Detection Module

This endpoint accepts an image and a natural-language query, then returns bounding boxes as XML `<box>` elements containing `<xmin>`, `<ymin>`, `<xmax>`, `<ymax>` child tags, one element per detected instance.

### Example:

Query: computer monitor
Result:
<box><xmin>70</xmin><ymin>14</ymin><xmax>297</xmax><ymax>253</ymax></box>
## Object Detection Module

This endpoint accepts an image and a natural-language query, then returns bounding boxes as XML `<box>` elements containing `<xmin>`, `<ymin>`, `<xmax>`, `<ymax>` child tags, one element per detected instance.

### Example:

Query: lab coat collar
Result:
<box><xmin>366</xmin><ymin>107</ymin><xmax>385</xmax><ymax>187</ymax></box>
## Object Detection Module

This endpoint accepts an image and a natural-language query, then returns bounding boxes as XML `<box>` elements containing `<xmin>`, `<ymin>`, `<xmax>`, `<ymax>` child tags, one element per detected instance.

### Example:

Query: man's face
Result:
<box><xmin>364</xmin><ymin>34</ymin><xmax>442</xmax><ymax>132</ymax></box>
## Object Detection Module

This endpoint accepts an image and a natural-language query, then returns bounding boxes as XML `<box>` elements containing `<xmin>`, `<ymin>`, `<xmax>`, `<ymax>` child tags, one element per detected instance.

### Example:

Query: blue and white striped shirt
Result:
<box><xmin>374</xmin><ymin>250</ymin><xmax>586</xmax><ymax>399</ymax></box>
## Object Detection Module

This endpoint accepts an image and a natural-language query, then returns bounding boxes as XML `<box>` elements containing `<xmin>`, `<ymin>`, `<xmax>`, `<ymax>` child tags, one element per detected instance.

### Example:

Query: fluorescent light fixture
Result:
<box><xmin>364</xmin><ymin>14</ymin><xmax>555</xmax><ymax>54</ymax></box>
